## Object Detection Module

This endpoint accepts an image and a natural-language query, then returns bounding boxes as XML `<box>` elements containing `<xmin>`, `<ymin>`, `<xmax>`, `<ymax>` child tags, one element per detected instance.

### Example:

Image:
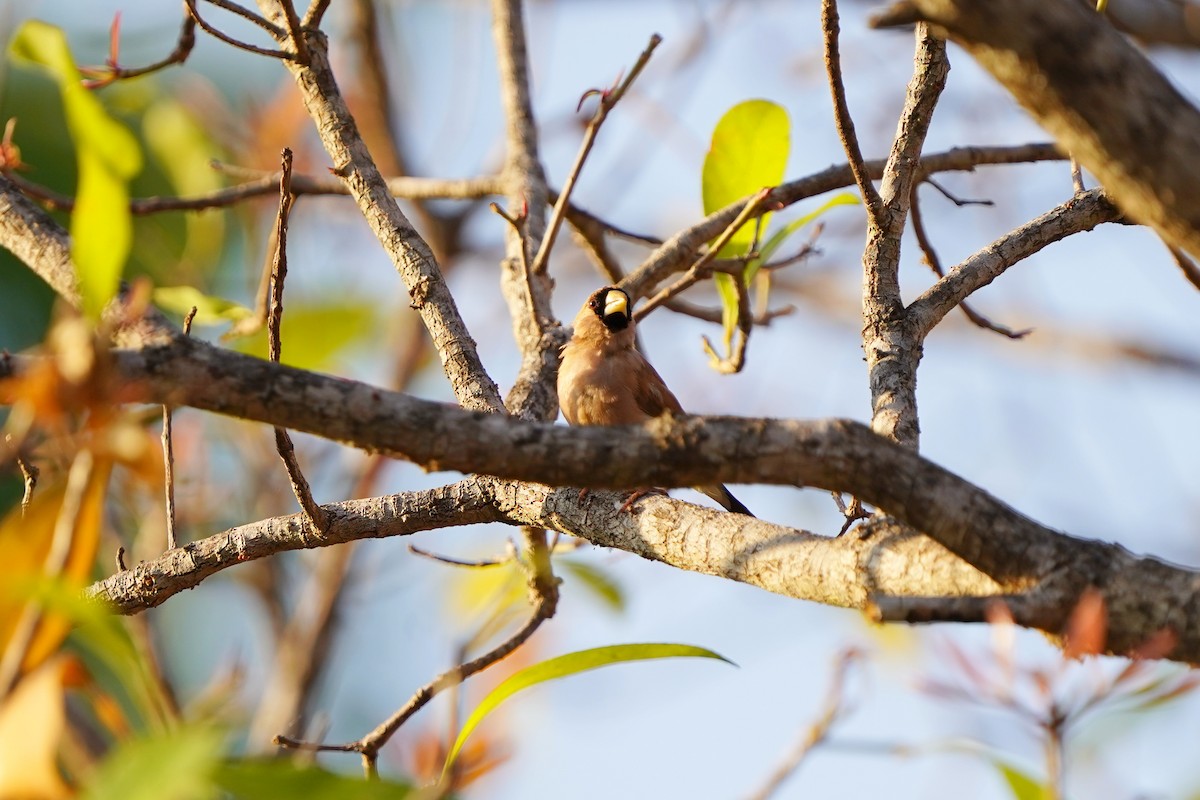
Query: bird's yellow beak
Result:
<box><xmin>604</xmin><ymin>290</ymin><xmax>629</xmax><ymax>318</ymax></box>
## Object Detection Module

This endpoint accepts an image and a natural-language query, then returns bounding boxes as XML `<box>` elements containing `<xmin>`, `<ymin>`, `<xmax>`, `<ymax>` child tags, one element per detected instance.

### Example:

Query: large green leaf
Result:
<box><xmin>442</xmin><ymin>643</ymin><xmax>733</xmax><ymax>777</ymax></box>
<box><xmin>81</xmin><ymin>725</ymin><xmax>225</xmax><ymax>800</ymax></box>
<box><xmin>231</xmin><ymin>300</ymin><xmax>379</xmax><ymax>372</ymax></box>
<box><xmin>10</xmin><ymin>21</ymin><xmax>142</xmax><ymax>320</ymax></box>
<box><xmin>701</xmin><ymin>99</ymin><xmax>790</xmax><ymax>257</ymax></box>
<box><xmin>215</xmin><ymin>760</ymin><xmax>413</xmax><ymax>800</ymax></box>
<box><xmin>701</xmin><ymin>100</ymin><xmax>789</xmax><ymax>358</ymax></box>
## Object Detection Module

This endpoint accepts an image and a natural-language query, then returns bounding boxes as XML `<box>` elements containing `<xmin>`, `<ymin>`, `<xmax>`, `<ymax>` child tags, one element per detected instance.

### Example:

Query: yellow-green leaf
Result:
<box><xmin>231</xmin><ymin>301</ymin><xmax>378</xmax><ymax>372</ymax></box>
<box><xmin>153</xmin><ymin>286</ymin><xmax>253</xmax><ymax>325</ymax></box>
<box><xmin>143</xmin><ymin>100</ymin><xmax>226</xmax><ymax>268</ymax></box>
<box><xmin>701</xmin><ymin>99</ymin><xmax>789</xmax><ymax>355</ymax></box>
<box><xmin>215</xmin><ymin>760</ymin><xmax>412</xmax><ymax>800</ymax></box>
<box><xmin>993</xmin><ymin>760</ymin><xmax>1050</xmax><ymax>800</ymax></box>
<box><xmin>747</xmin><ymin>191</ymin><xmax>859</xmax><ymax>285</ymax></box>
<box><xmin>10</xmin><ymin>21</ymin><xmax>142</xmax><ymax>320</ymax></box>
<box><xmin>559</xmin><ymin>559</ymin><xmax>626</xmax><ymax>613</ymax></box>
<box><xmin>442</xmin><ymin>643</ymin><xmax>733</xmax><ymax>777</ymax></box>
<box><xmin>701</xmin><ymin>99</ymin><xmax>790</xmax><ymax>258</ymax></box>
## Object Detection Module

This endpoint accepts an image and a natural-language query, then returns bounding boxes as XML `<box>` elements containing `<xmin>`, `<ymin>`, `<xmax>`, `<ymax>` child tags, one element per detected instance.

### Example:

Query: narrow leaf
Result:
<box><xmin>10</xmin><ymin>21</ymin><xmax>142</xmax><ymax>319</ymax></box>
<box><xmin>559</xmin><ymin>560</ymin><xmax>626</xmax><ymax>613</ymax></box>
<box><xmin>443</xmin><ymin>644</ymin><xmax>732</xmax><ymax>775</ymax></box>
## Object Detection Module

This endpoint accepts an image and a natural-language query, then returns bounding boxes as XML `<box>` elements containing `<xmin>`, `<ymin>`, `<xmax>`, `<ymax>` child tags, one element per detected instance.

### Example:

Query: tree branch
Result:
<box><xmin>908</xmin><ymin>189</ymin><xmax>1122</xmax><ymax>338</ymax></box>
<box><xmin>872</xmin><ymin>0</ymin><xmax>1200</xmax><ymax>260</ymax></box>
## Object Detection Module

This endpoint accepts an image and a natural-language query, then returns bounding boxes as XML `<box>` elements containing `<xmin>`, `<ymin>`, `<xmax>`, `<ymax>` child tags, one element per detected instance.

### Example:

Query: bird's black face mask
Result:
<box><xmin>590</xmin><ymin>288</ymin><xmax>631</xmax><ymax>331</ymax></box>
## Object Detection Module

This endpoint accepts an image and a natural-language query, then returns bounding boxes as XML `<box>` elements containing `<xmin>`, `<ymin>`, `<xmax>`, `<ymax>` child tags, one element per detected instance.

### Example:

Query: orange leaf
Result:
<box><xmin>1063</xmin><ymin>588</ymin><xmax>1107</xmax><ymax>660</ymax></box>
<box><xmin>0</xmin><ymin>656</ymin><xmax>72</xmax><ymax>798</ymax></box>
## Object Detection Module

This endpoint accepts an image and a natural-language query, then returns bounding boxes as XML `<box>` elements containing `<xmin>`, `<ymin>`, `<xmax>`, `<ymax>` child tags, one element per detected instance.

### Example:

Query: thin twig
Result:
<box><xmin>16</xmin><ymin>452</ymin><xmax>37</xmax><ymax>518</ymax></box>
<box><xmin>635</xmin><ymin>189</ymin><xmax>770</xmax><ymax>320</ymax></box>
<box><xmin>162</xmin><ymin>306</ymin><xmax>198</xmax><ymax>551</ymax></box>
<box><xmin>82</xmin><ymin>14</ymin><xmax>196</xmax><ymax>86</ymax></box>
<box><xmin>744</xmin><ymin>649</ymin><xmax>862</xmax><ymax>800</ymax></box>
<box><xmin>1165</xmin><ymin>242</ymin><xmax>1200</xmax><ymax>291</ymax></box>
<box><xmin>267</xmin><ymin>148</ymin><xmax>327</xmax><ymax>532</ymax></box>
<box><xmin>203</xmin><ymin>0</ymin><xmax>284</xmax><ymax>35</ymax></box>
<box><xmin>277</xmin><ymin>592</ymin><xmax>555</xmax><ymax>775</ymax></box>
<box><xmin>408</xmin><ymin>543</ymin><xmax>512</xmax><ymax>568</ymax></box>
<box><xmin>1071</xmin><ymin>158</ymin><xmax>1085</xmax><ymax>194</ymax></box>
<box><xmin>185</xmin><ymin>0</ymin><xmax>295</xmax><ymax>61</ymax></box>
<box><xmin>528</xmin><ymin>33</ymin><xmax>662</xmax><ymax>277</ymax></box>
<box><xmin>821</xmin><ymin>0</ymin><xmax>883</xmax><ymax>224</ymax></box>
<box><xmin>276</xmin><ymin>0</ymin><xmax>310</xmax><ymax>61</ymax></box>
<box><xmin>303</xmin><ymin>0</ymin><xmax>332</xmax><ymax>28</ymax></box>
<box><xmin>909</xmin><ymin>186</ymin><xmax>1031</xmax><ymax>339</ymax></box>
<box><xmin>922</xmin><ymin>176</ymin><xmax>993</xmax><ymax>207</ymax></box>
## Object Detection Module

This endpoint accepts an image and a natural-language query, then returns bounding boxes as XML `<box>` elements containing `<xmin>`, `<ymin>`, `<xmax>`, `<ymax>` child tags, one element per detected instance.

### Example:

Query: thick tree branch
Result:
<box><xmin>860</xmin><ymin>25</ymin><xmax>949</xmax><ymax>448</ymax></box>
<box><xmin>256</xmin><ymin>16</ymin><xmax>503</xmax><ymax>413</ymax></box>
<box><xmin>872</xmin><ymin>0</ymin><xmax>1200</xmax><ymax>260</ymax></box>
<box><xmin>7</xmin><ymin>337</ymin><xmax>1183</xmax><ymax>659</ymax></box>
<box><xmin>908</xmin><ymin>189</ymin><xmax>1122</xmax><ymax>338</ymax></box>
<box><xmin>88</xmin><ymin>480</ymin><xmax>497</xmax><ymax>614</ymax></box>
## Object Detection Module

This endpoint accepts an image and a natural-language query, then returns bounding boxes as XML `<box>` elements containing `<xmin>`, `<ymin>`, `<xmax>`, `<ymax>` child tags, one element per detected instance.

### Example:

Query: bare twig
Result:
<box><xmin>908</xmin><ymin>189</ymin><xmax>1121</xmax><ymax>339</ymax></box>
<box><xmin>635</xmin><ymin>189</ymin><xmax>771</xmax><ymax>320</ymax></box>
<box><xmin>277</xmin><ymin>587</ymin><xmax>555</xmax><ymax>777</ymax></box>
<box><xmin>162</xmin><ymin>306</ymin><xmax>198</xmax><ymax>550</ymax></box>
<box><xmin>82</xmin><ymin>14</ymin><xmax>196</xmax><ymax>86</ymax></box>
<box><xmin>621</xmin><ymin>143</ymin><xmax>1064</xmax><ymax>301</ymax></box>
<box><xmin>744</xmin><ymin>649</ymin><xmax>862</xmax><ymax>800</ymax></box>
<box><xmin>303</xmin><ymin>0</ymin><xmax>331</xmax><ymax>28</ymax></box>
<box><xmin>267</xmin><ymin>149</ymin><xmax>327</xmax><ymax>532</ymax></box>
<box><xmin>821</xmin><ymin>0</ymin><xmax>883</xmax><ymax>224</ymax></box>
<box><xmin>1166</xmin><ymin>243</ymin><xmax>1200</xmax><ymax>291</ymax></box>
<box><xmin>185</xmin><ymin>0</ymin><xmax>295</xmax><ymax>60</ymax></box>
<box><xmin>922</xmin><ymin>175</ymin><xmax>993</xmax><ymax>207</ymax></box>
<box><xmin>528</xmin><ymin>33</ymin><xmax>663</xmax><ymax>277</ymax></box>
<box><xmin>408</xmin><ymin>543</ymin><xmax>513</xmax><ymax>569</ymax></box>
<box><xmin>276</xmin><ymin>0</ymin><xmax>310</xmax><ymax>62</ymax></box>
<box><xmin>909</xmin><ymin>186</ymin><xmax>1031</xmax><ymax>339</ymax></box>
<box><xmin>16</xmin><ymin>451</ymin><xmax>37</xmax><ymax>518</ymax></box>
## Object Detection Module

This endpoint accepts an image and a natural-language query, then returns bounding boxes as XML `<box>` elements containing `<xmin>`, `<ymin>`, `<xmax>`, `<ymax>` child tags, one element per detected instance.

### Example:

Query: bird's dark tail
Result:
<box><xmin>697</xmin><ymin>484</ymin><xmax>753</xmax><ymax>517</ymax></box>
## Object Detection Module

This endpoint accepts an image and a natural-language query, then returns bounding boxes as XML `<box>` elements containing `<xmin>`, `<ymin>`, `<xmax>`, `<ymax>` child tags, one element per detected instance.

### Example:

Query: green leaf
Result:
<box><xmin>231</xmin><ymin>301</ymin><xmax>378</xmax><ymax>372</ymax></box>
<box><xmin>142</xmin><ymin>99</ymin><xmax>227</xmax><ymax>269</ymax></box>
<box><xmin>215</xmin><ymin>760</ymin><xmax>413</xmax><ymax>800</ymax></box>
<box><xmin>746</xmin><ymin>192</ymin><xmax>859</xmax><ymax>285</ymax></box>
<box><xmin>992</xmin><ymin>760</ymin><xmax>1050</xmax><ymax>800</ymax></box>
<box><xmin>10</xmin><ymin>21</ymin><xmax>142</xmax><ymax>320</ymax></box>
<box><xmin>153</xmin><ymin>286</ymin><xmax>253</xmax><ymax>325</ymax></box>
<box><xmin>81</xmin><ymin>725</ymin><xmax>225</xmax><ymax>800</ymax></box>
<box><xmin>701</xmin><ymin>99</ymin><xmax>789</xmax><ymax>355</ymax></box>
<box><xmin>443</xmin><ymin>643</ymin><xmax>733</xmax><ymax>777</ymax></box>
<box><xmin>559</xmin><ymin>559</ymin><xmax>626</xmax><ymax>613</ymax></box>
<box><xmin>701</xmin><ymin>99</ymin><xmax>790</xmax><ymax>257</ymax></box>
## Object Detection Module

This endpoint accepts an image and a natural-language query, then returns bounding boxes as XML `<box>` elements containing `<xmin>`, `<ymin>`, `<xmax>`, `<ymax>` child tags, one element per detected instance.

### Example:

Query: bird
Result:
<box><xmin>557</xmin><ymin>285</ymin><xmax>753</xmax><ymax>516</ymax></box>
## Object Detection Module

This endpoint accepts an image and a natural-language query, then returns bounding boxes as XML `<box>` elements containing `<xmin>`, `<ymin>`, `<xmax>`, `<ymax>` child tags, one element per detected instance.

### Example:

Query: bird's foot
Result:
<box><xmin>618</xmin><ymin>487</ymin><xmax>668</xmax><ymax>514</ymax></box>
